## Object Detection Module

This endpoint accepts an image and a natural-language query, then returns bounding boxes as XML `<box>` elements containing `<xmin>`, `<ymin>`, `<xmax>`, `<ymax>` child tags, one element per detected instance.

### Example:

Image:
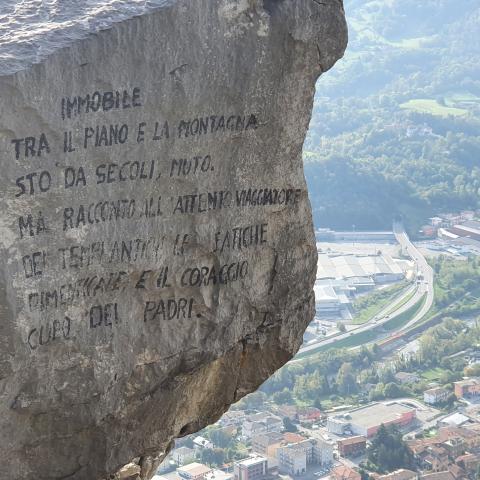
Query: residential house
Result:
<box><xmin>378</xmin><ymin>470</ymin><xmax>418</xmax><ymax>480</ymax></box>
<box><xmin>193</xmin><ymin>436</ymin><xmax>214</xmax><ymax>450</ymax></box>
<box><xmin>172</xmin><ymin>447</ymin><xmax>196</xmax><ymax>466</ymax></box>
<box><xmin>443</xmin><ymin>438</ymin><xmax>465</xmax><ymax>460</ymax></box>
<box><xmin>331</xmin><ymin>466</ymin><xmax>361</xmax><ymax>480</ymax></box>
<box><xmin>242</xmin><ymin>413</ymin><xmax>283</xmax><ymax>440</ymax></box>
<box><xmin>395</xmin><ymin>372</ymin><xmax>420</xmax><ymax>384</ymax></box>
<box><xmin>454</xmin><ymin>378</ymin><xmax>480</xmax><ymax>399</ymax></box>
<box><xmin>277</xmin><ymin>438</ymin><xmax>334</xmax><ymax>476</ymax></box>
<box><xmin>178</xmin><ymin>463</ymin><xmax>212</xmax><ymax>480</ymax></box>
<box><xmin>419</xmin><ymin>472</ymin><xmax>455</xmax><ymax>480</ymax></box>
<box><xmin>447</xmin><ymin>464</ymin><xmax>466</xmax><ymax>480</ymax></box>
<box><xmin>219</xmin><ymin>411</ymin><xmax>246</xmax><ymax>428</ymax></box>
<box><xmin>276</xmin><ymin>405</ymin><xmax>298</xmax><ymax>421</ymax></box>
<box><xmin>205</xmin><ymin>470</ymin><xmax>234</xmax><ymax>480</ymax></box>
<box><xmin>251</xmin><ymin>432</ymin><xmax>284</xmax><ymax>456</ymax></box>
<box><xmin>337</xmin><ymin>436</ymin><xmax>367</xmax><ymax>458</ymax></box>
<box><xmin>233</xmin><ymin>455</ymin><xmax>268</xmax><ymax>480</ymax></box>
<box><xmin>424</xmin><ymin>388</ymin><xmax>450</xmax><ymax>405</ymax></box>
<box><xmin>456</xmin><ymin>453</ymin><xmax>480</xmax><ymax>476</ymax></box>
<box><xmin>297</xmin><ymin>407</ymin><xmax>323</xmax><ymax>423</ymax></box>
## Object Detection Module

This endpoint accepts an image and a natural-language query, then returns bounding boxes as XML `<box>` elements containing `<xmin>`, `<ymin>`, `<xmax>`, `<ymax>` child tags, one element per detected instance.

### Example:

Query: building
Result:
<box><xmin>205</xmin><ymin>470</ymin><xmax>234</xmax><ymax>480</ymax></box>
<box><xmin>337</xmin><ymin>436</ymin><xmax>367</xmax><ymax>458</ymax></box>
<box><xmin>424</xmin><ymin>388</ymin><xmax>450</xmax><ymax>405</ymax></box>
<box><xmin>449</xmin><ymin>223</ymin><xmax>480</xmax><ymax>242</ymax></box>
<box><xmin>172</xmin><ymin>446</ymin><xmax>196</xmax><ymax>465</ymax></box>
<box><xmin>447</xmin><ymin>464</ymin><xmax>466</xmax><ymax>480</ymax></box>
<box><xmin>298</xmin><ymin>407</ymin><xmax>323</xmax><ymax>423</ymax></box>
<box><xmin>219</xmin><ymin>410</ymin><xmax>246</xmax><ymax>427</ymax></box>
<box><xmin>276</xmin><ymin>438</ymin><xmax>334</xmax><ymax>476</ymax></box>
<box><xmin>178</xmin><ymin>463</ymin><xmax>212</xmax><ymax>480</ymax></box>
<box><xmin>438</xmin><ymin>413</ymin><xmax>470</xmax><ymax>428</ymax></box>
<box><xmin>234</xmin><ymin>456</ymin><xmax>268</xmax><ymax>480</ymax></box>
<box><xmin>274</xmin><ymin>406</ymin><xmax>323</xmax><ymax>424</ymax></box>
<box><xmin>277</xmin><ymin>442</ymin><xmax>309</xmax><ymax>476</ymax></box>
<box><xmin>328</xmin><ymin>402</ymin><xmax>416</xmax><ymax>438</ymax></box>
<box><xmin>314</xmin><ymin>284</ymin><xmax>347</xmax><ymax>316</ymax></box>
<box><xmin>395</xmin><ymin>372</ymin><xmax>420</xmax><ymax>384</ymax></box>
<box><xmin>316</xmin><ymin>253</ymin><xmax>404</xmax><ymax>285</ymax></box>
<box><xmin>443</xmin><ymin>437</ymin><xmax>466</xmax><ymax>459</ymax></box>
<box><xmin>378</xmin><ymin>470</ymin><xmax>418</xmax><ymax>480</ymax></box>
<box><xmin>452</xmin><ymin>425</ymin><xmax>480</xmax><ymax>449</ymax></box>
<box><xmin>456</xmin><ymin>453</ymin><xmax>480</xmax><ymax>476</ymax></box>
<box><xmin>327</xmin><ymin>415</ymin><xmax>351</xmax><ymax>435</ymax></box>
<box><xmin>275</xmin><ymin>405</ymin><xmax>298</xmax><ymax>421</ymax></box>
<box><xmin>316</xmin><ymin>230</ymin><xmax>396</xmax><ymax>243</ymax></box>
<box><xmin>423</xmin><ymin>446</ymin><xmax>450</xmax><ymax>472</ymax></box>
<box><xmin>331</xmin><ymin>466</ymin><xmax>361</xmax><ymax>480</ymax></box>
<box><xmin>242</xmin><ymin>413</ymin><xmax>283</xmax><ymax>440</ymax></box>
<box><xmin>251</xmin><ymin>432</ymin><xmax>284</xmax><ymax>456</ymax></box>
<box><xmin>407</xmin><ymin>426</ymin><xmax>480</xmax><ymax>469</ymax></box>
<box><xmin>420</xmin><ymin>473</ymin><xmax>455</xmax><ymax>480</ymax></box>
<box><xmin>454</xmin><ymin>378</ymin><xmax>480</xmax><ymax>399</ymax></box>
<box><xmin>193</xmin><ymin>436</ymin><xmax>214</xmax><ymax>450</ymax></box>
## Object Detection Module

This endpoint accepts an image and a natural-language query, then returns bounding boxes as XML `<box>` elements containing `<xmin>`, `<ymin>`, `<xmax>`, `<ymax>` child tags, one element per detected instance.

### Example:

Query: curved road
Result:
<box><xmin>393</xmin><ymin>222</ymin><xmax>435</xmax><ymax>331</ymax></box>
<box><xmin>297</xmin><ymin>223</ymin><xmax>434</xmax><ymax>355</ymax></box>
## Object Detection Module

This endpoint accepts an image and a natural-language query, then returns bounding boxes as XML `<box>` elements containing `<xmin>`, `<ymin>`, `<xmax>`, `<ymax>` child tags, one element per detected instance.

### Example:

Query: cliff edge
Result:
<box><xmin>0</xmin><ymin>1</ymin><xmax>347</xmax><ymax>478</ymax></box>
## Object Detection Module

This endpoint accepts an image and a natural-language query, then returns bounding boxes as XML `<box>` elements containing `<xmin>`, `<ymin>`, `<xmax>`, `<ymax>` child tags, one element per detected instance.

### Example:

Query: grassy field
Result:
<box><xmin>351</xmin><ymin>282</ymin><xmax>409</xmax><ymax>325</ymax></box>
<box><xmin>400</xmin><ymin>99</ymin><xmax>468</xmax><ymax>117</ymax></box>
<box><xmin>299</xmin><ymin>294</ymin><xmax>428</xmax><ymax>356</ymax></box>
<box><xmin>383</xmin><ymin>287</ymin><xmax>417</xmax><ymax>316</ymax></box>
<box><xmin>422</xmin><ymin>368</ymin><xmax>446</xmax><ymax>381</ymax></box>
<box><xmin>382</xmin><ymin>294</ymin><xmax>427</xmax><ymax>332</ymax></box>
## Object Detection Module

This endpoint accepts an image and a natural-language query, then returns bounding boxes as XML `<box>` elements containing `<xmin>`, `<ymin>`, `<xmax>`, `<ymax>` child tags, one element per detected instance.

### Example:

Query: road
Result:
<box><xmin>297</xmin><ymin>223</ymin><xmax>434</xmax><ymax>356</ymax></box>
<box><xmin>393</xmin><ymin>221</ymin><xmax>435</xmax><ymax>331</ymax></box>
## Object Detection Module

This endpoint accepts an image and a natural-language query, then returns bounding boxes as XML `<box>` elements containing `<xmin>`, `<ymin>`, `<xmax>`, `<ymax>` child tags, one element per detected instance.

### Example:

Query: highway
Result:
<box><xmin>297</xmin><ymin>223</ymin><xmax>434</xmax><ymax>356</ymax></box>
<box><xmin>393</xmin><ymin>221</ymin><xmax>435</xmax><ymax>331</ymax></box>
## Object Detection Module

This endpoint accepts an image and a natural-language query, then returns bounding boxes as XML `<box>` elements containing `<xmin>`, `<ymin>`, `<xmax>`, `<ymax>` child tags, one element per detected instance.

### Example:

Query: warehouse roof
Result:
<box><xmin>316</xmin><ymin>253</ymin><xmax>403</xmax><ymax>280</ymax></box>
<box><xmin>347</xmin><ymin>402</ymin><xmax>414</xmax><ymax>429</ymax></box>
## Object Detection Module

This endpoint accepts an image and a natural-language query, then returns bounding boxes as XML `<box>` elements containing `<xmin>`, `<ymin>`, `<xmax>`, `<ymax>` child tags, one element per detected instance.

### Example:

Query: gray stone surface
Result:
<box><xmin>0</xmin><ymin>1</ymin><xmax>347</xmax><ymax>479</ymax></box>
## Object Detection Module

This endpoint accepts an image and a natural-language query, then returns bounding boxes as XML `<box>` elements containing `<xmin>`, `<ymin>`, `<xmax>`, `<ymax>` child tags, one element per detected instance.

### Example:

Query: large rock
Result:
<box><xmin>0</xmin><ymin>1</ymin><xmax>347</xmax><ymax>479</ymax></box>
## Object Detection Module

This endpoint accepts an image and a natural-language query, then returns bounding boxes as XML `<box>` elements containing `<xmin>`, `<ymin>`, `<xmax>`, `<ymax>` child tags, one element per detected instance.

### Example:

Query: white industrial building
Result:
<box><xmin>316</xmin><ymin>253</ymin><xmax>404</xmax><ymax>284</ymax></box>
<box><xmin>313</xmin><ymin>252</ymin><xmax>405</xmax><ymax>321</ymax></box>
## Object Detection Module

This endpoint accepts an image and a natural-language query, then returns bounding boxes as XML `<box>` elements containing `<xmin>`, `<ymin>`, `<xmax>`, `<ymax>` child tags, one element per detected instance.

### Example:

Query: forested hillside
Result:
<box><xmin>305</xmin><ymin>0</ymin><xmax>480</xmax><ymax>233</ymax></box>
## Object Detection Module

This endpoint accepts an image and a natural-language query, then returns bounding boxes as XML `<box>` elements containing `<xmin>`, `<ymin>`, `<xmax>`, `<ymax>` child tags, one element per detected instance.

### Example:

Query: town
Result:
<box><xmin>139</xmin><ymin>211</ymin><xmax>480</xmax><ymax>480</ymax></box>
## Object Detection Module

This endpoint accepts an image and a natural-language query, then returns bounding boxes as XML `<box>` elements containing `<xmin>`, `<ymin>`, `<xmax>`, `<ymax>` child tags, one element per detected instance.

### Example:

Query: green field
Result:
<box><xmin>297</xmin><ymin>294</ymin><xmax>428</xmax><ymax>357</ymax></box>
<box><xmin>383</xmin><ymin>287</ymin><xmax>417</xmax><ymax>316</ymax></box>
<box><xmin>400</xmin><ymin>99</ymin><xmax>468</xmax><ymax>117</ymax></box>
<box><xmin>382</xmin><ymin>294</ymin><xmax>427</xmax><ymax>332</ymax></box>
<box><xmin>351</xmin><ymin>282</ymin><xmax>409</xmax><ymax>325</ymax></box>
<box><xmin>422</xmin><ymin>368</ymin><xmax>446</xmax><ymax>381</ymax></box>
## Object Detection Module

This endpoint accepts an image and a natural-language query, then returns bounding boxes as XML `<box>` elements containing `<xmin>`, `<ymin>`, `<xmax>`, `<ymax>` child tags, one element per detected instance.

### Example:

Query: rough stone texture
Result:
<box><xmin>0</xmin><ymin>1</ymin><xmax>347</xmax><ymax>479</ymax></box>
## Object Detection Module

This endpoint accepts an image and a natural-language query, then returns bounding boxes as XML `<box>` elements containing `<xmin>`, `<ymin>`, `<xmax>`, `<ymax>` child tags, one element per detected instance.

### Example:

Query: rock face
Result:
<box><xmin>0</xmin><ymin>1</ymin><xmax>347</xmax><ymax>479</ymax></box>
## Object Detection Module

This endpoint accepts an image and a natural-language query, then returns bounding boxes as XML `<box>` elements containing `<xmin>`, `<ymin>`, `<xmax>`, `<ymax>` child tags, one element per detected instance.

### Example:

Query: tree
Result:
<box><xmin>200</xmin><ymin>448</ymin><xmax>225</xmax><ymax>466</ymax></box>
<box><xmin>383</xmin><ymin>382</ymin><xmax>403</xmax><ymax>399</ymax></box>
<box><xmin>336</xmin><ymin>362</ymin><xmax>358</xmax><ymax>396</ymax></box>
<box><xmin>337</xmin><ymin>322</ymin><xmax>347</xmax><ymax>333</ymax></box>
<box><xmin>368</xmin><ymin>424</ymin><xmax>414</xmax><ymax>473</ymax></box>
<box><xmin>283</xmin><ymin>416</ymin><xmax>298</xmax><ymax>433</ymax></box>
<box><xmin>465</xmin><ymin>363</ymin><xmax>480</xmax><ymax>377</ymax></box>
<box><xmin>237</xmin><ymin>391</ymin><xmax>267</xmax><ymax>409</ymax></box>
<box><xmin>272</xmin><ymin>389</ymin><xmax>294</xmax><ymax>405</ymax></box>
<box><xmin>209</xmin><ymin>429</ymin><xmax>233</xmax><ymax>449</ymax></box>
